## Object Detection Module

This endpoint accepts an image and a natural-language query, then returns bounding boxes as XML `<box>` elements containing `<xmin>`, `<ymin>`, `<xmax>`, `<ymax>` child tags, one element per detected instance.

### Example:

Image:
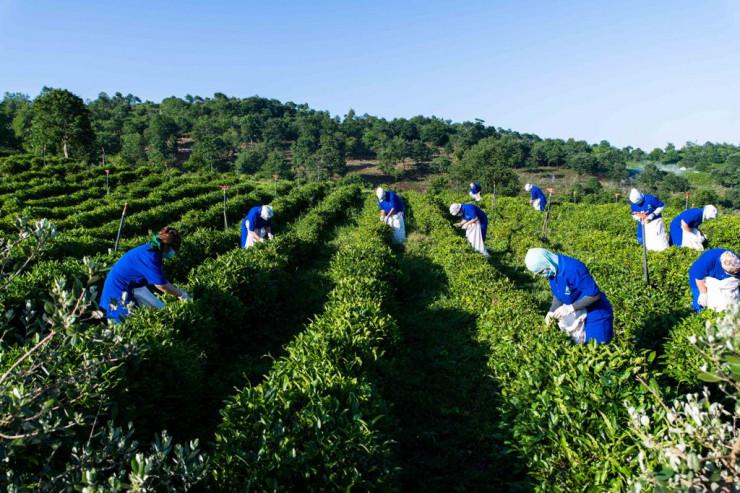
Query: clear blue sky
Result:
<box><xmin>2</xmin><ymin>0</ymin><xmax>739</xmax><ymax>151</ymax></box>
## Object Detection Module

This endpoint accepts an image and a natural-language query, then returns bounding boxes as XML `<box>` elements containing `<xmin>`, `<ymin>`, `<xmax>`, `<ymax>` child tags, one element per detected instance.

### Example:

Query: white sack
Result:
<box><xmin>558</xmin><ymin>308</ymin><xmax>588</xmax><ymax>344</ymax></box>
<box><xmin>464</xmin><ymin>222</ymin><xmax>490</xmax><ymax>257</ymax></box>
<box><xmin>532</xmin><ymin>199</ymin><xmax>542</xmax><ymax>211</ymax></box>
<box><xmin>644</xmin><ymin>217</ymin><xmax>670</xmax><ymax>252</ymax></box>
<box><xmin>705</xmin><ymin>276</ymin><xmax>740</xmax><ymax>312</ymax></box>
<box><xmin>244</xmin><ymin>220</ymin><xmax>267</xmax><ymax>248</ymax></box>
<box><xmin>385</xmin><ymin>212</ymin><xmax>406</xmax><ymax>244</ymax></box>
<box><xmin>681</xmin><ymin>228</ymin><xmax>705</xmax><ymax>251</ymax></box>
<box><xmin>132</xmin><ymin>286</ymin><xmax>165</xmax><ymax>309</ymax></box>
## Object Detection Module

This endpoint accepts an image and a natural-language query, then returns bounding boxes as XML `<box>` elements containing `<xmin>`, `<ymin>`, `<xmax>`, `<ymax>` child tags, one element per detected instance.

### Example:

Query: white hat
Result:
<box><xmin>469</xmin><ymin>182</ymin><xmax>475</xmax><ymax>188</ymax></box>
<box><xmin>524</xmin><ymin>183</ymin><xmax>532</xmax><ymax>192</ymax></box>
<box><xmin>260</xmin><ymin>205</ymin><xmax>273</xmax><ymax>220</ymax></box>
<box><xmin>449</xmin><ymin>203</ymin><xmax>462</xmax><ymax>216</ymax></box>
<box><xmin>703</xmin><ymin>205</ymin><xmax>718</xmax><ymax>221</ymax></box>
<box><xmin>629</xmin><ymin>188</ymin><xmax>643</xmax><ymax>204</ymax></box>
<box><xmin>376</xmin><ymin>187</ymin><xmax>385</xmax><ymax>200</ymax></box>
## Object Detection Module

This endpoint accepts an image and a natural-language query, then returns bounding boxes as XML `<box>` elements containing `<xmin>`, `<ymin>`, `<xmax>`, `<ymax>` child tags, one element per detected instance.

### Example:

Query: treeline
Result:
<box><xmin>0</xmin><ymin>88</ymin><xmax>738</xmax><ymax>194</ymax></box>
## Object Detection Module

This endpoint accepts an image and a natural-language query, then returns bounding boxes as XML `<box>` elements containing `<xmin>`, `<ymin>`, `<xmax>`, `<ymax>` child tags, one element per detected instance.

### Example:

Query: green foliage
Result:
<box><xmin>30</xmin><ymin>87</ymin><xmax>95</xmax><ymax>160</ymax></box>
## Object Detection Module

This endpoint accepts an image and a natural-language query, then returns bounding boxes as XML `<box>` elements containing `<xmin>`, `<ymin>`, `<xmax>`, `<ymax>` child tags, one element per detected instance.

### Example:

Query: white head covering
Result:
<box><xmin>703</xmin><ymin>205</ymin><xmax>718</xmax><ymax>221</ymax></box>
<box><xmin>525</xmin><ymin>248</ymin><xmax>560</xmax><ymax>277</ymax></box>
<box><xmin>260</xmin><ymin>205</ymin><xmax>273</xmax><ymax>220</ymax></box>
<box><xmin>720</xmin><ymin>251</ymin><xmax>740</xmax><ymax>275</ymax></box>
<box><xmin>524</xmin><ymin>183</ymin><xmax>532</xmax><ymax>192</ymax></box>
<box><xmin>449</xmin><ymin>203</ymin><xmax>462</xmax><ymax>216</ymax></box>
<box><xmin>469</xmin><ymin>182</ymin><xmax>475</xmax><ymax>189</ymax></box>
<box><xmin>629</xmin><ymin>188</ymin><xmax>643</xmax><ymax>204</ymax></box>
<box><xmin>375</xmin><ymin>187</ymin><xmax>385</xmax><ymax>200</ymax></box>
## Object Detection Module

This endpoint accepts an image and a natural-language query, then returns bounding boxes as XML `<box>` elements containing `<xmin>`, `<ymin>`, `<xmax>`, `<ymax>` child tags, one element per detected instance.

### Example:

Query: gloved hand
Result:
<box><xmin>545</xmin><ymin>312</ymin><xmax>556</xmax><ymax>325</ymax></box>
<box><xmin>456</xmin><ymin>221</ymin><xmax>464</xmax><ymax>228</ymax></box>
<box><xmin>698</xmin><ymin>292</ymin><xmax>708</xmax><ymax>307</ymax></box>
<box><xmin>267</xmin><ymin>233</ymin><xmax>274</xmax><ymax>240</ymax></box>
<box><xmin>646</xmin><ymin>213</ymin><xmax>655</xmax><ymax>223</ymax></box>
<box><xmin>179</xmin><ymin>290</ymin><xmax>192</xmax><ymax>302</ymax></box>
<box><xmin>552</xmin><ymin>304</ymin><xmax>575</xmax><ymax>319</ymax></box>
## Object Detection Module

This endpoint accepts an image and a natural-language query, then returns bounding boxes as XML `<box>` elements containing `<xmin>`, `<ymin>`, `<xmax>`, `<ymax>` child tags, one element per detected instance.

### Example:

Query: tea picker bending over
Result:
<box><xmin>669</xmin><ymin>205</ymin><xmax>718</xmax><ymax>250</ymax></box>
<box><xmin>449</xmin><ymin>202</ymin><xmax>489</xmax><ymax>257</ymax></box>
<box><xmin>241</xmin><ymin>205</ymin><xmax>273</xmax><ymax>248</ymax></box>
<box><xmin>100</xmin><ymin>226</ymin><xmax>191</xmax><ymax>323</ymax></box>
<box><xmin>689</xmin><ymin>249</ymin><xmax>740</xmax><ymax>312</ymax></box>
<box><xmin>376</xmin><ymin>187</ymin><xmax>406</xmax><ymax>244</ymax></box>
<box><xmin>525</xmin><ymin>248</ymin><xmax>614</xmax><ymax>344</ymax></box>
<box><xmin>524</xmin><ymin>183</ymin><xmax>546</xmax><ymax>211</ymax></box>
<box><xmin>469</xmin><ymin>182</ymin><xmax>482</xmax><ymax>202</ymax></box>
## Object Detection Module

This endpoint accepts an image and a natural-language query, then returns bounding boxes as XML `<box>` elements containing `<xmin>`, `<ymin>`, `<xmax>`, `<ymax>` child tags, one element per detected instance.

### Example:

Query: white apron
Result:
<box><xmin>705</xmin><ymin>277</ymin><xmax>740</xmax><ymax>312</ymax></box>
<box><xmin>244</xmin><ymin>220</ymin><xmax>267</xmax><ymax>248</ymax></box>
<box><xmin>644</xmin><ymin>217</ymin><xmax>670</xmax><ymax>252</ymax></box>
<box><xmin>464</xmin><ymin>222</ymin><xmax>490</xmax><ymax>257</ymax></box>
<box><xmin>532</xmin><ymin>199</ymin><xmax>542</xmax><ymax>211</ymax></box>
<box><xmin>681</xmin><ymin>228</ymin><xmax>705</xmax><ymax>251</ymax></box>
<box><xmin>385</xmin><ymin>212</ymin><xmax>406</xmax><ymax>244</ymax></box>
<box><xmin>558</xmin><ymin>309</ymin><xmax>588</xmax><ymax>344</ymax></box>
<box><xmin>132</xmin><ymin>286</ymin><xmax>165</xmax><ymax>309</ymax></box>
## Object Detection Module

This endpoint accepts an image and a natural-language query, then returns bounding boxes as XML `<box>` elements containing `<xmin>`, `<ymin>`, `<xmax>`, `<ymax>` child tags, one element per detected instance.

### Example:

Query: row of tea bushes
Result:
<box><xmin>209</xmin><ymin>196</ymin><xmax>399</xmax><ymax>491</ymax></box>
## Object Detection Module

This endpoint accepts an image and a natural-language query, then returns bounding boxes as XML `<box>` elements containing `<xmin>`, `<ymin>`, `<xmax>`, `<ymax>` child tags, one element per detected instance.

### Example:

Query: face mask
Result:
<box><xmin>162</xmin><ymin>249</ymin><xmax>176</xmax><ymax>259</ymax></box>
<box><xmin>538</xmin><ymin>269</ymin><xmax>555</xmax><ymax>278</ymax></box>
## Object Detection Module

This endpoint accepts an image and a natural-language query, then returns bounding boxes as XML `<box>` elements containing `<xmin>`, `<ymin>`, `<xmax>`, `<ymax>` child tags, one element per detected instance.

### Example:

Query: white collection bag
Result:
<box><xmin>385</xmin><ymin>212</ymin><xmax>406</xmax><ymax>244</ymax></box>
<box><xmin>705</xmin><ymin>276</ymin><xmax>740</xmax><ymax>312</ymax></box>
<box><xmin>244</xmin><ymin>220</ymin><xmax>267</xmax><ymax>248</ymax></box>
<box><xmin>132</xmin><ymin>286</ymin><xmax>165</xmax><ymax>309</ymax></box>
<box><xmin>558</xmin><ymin>309</ymin><xmax>588</xmax><ymax>344</ymax></box>
<box><xmin>644</xmin><ymin>217</ymin><xmax>670</xmax><ymax>252</ymax></box>
<box><xmin>532</xmin><ymin>199</ymin><xmax>542</xmax><ymax>211</ymax></box>
<box><xmin>469</xmin><ymin>191</ymin><xmax>482</xmax><ymax>202</ymax></box>
<box><xmin>464</xmin><ymin>222</ymin><xmax>490</xmax><ymax>257</ymax></box>
<box><xmin>681</xmin><ymin>228</ymin><xmax>705</xmax><ymax>251</ymax></box>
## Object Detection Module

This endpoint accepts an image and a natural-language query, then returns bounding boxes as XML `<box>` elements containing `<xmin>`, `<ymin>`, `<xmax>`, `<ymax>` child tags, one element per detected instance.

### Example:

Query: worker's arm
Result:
<box><xmin>696</xmin><ymin>278</ymin><xmax>707</xmax><ymax>294</ymax></box>
<box><xmin>681</xmin><ymin>220</ymin><xmax>691</xmax><ymax>233</ymax></box>
<box><xmin>154</xmin><ymin>282</ymin><xmax>185</xmax><ymax>298</ymax></box>
<box><xmin>549</xmin><ymin>296</ymin><xmax>564</xmax><ymax>312</ymax></box>
<box><xmin>387</xmin><ymin>207</ymin><xmax>396</xmax><ymax>217</ymax></box>
<box><xmin>572</xmin><ymin>293</ymin><xmax>600</xmax><ymax>311</ymax></box>
<box><xmin>249</xmin><ymin>230</ymin><xmax>265</xmax><ymax>242</ymax></box>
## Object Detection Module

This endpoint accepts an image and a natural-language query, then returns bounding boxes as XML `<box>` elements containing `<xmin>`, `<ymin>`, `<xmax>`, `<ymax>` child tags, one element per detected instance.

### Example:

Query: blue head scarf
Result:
<box><xmin>525</xmin><ymin>248</ymin><xmax>559</xmax><ymax>278</ymax></box>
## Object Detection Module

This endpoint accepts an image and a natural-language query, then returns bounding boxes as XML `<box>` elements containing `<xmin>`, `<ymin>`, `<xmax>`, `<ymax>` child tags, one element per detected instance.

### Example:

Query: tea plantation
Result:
<box><xmin>1</xmin><ymin>156</ymin><xmax>740</xmax><ymax>491</ymax></box>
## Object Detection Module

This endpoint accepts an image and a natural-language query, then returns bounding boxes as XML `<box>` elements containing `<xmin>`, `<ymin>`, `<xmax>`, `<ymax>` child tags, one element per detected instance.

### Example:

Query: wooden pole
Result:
<box><xmin>114</xmin><ymin>202</ymin><xmax>128</xmax><ymax>252</ymax></box>
<box><xmin>220</xmin><ymin>186</ymin><xmax>229</xmax><ymax>231</ymax></box>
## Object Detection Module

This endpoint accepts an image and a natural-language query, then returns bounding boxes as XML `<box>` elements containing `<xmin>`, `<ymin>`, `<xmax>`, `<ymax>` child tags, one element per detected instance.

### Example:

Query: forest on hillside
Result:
<box><xmin>1</xmin><ymin>87</ymin><xmax>738</xmax><ymax>209</ymax></box>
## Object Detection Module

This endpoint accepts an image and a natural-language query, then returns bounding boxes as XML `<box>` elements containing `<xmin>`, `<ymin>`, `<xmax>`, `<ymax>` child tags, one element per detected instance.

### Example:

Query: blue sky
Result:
<box><xmin>1</xmin><ymin>0</ymin><xmax>739</xmax><ymax>151</ymax></box>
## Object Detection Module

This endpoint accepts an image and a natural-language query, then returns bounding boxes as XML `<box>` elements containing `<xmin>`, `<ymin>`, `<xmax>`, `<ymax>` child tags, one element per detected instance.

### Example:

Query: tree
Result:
<box><xmin>144</xmin><ymin>113</ymin><xmax>178</xmax><ymax>163</ymax></box>
<box><xmin>567</xmin><ymin>152</ymin><xmax>598</xmax><ymax>175</ymax></box>
<box><xmin>450</xmin><ymin>136</ymin><xmax>521</xmax><ymax>196</ymax></box>
<box><xmin>30</xmin><ymin>88</ymin><xmax>95</xmax><ymax>159</ymax></box>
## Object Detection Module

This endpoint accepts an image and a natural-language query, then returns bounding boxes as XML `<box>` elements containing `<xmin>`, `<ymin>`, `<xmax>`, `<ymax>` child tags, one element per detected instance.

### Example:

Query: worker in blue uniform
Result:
<box><xmin>669</xmin><ymin>205</ymin><xmax>718</xmax><ymax>249</ymax></box>
<box><xmin>629</xmin><ymin>188</ymin><xmax>668</xmax><ymax>249</ymax></box>
<box><xmin>376</xmin><ymin>187</ymin><xmax>406</xmax><ymax>243</ymax></box>
<box><xmin>688</xmin><ymin>249</ymin><xmax>740</xmax><ymax>312</ymax></box>
<box><xmin>525</xmin><ymin>183</ymin><xmax>547</xmax><ymax>211</ymax></box>
<box><xmin>241</xmin><ymin>205</ymin><xmax>273</xmax><ymax>248</ymax></box>
<box><xmin>469</xmin><ymin>182</ymin><xmax>482</xmax><ymax>202</ymax></box>
<box><xmin>525</xmin><ymin>248</ymin><xmax>614</xmax><ymax>344</ymax></box>
<box><xmin>449</xmin><ymin>202</ymin><xmax>489</xmax><ymax>257</ymax></box>
<box><xmin>100</xmin><ymin>226</ymin><xmax>190</xmax><ymax>323</ymax></box>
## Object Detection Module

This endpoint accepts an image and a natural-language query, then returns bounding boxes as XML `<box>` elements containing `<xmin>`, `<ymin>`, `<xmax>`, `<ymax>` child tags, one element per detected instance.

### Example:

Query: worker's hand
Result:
<box><xmin>545</xmin><ymin>312</ymin><xmax>556</xmax><ymax>325</ymax></box>
<box><xmin>698</xmin><ymin>292</ymin><xmax>709</xmax><ymax>307</ymax></box>
<box><xmin>267</xmin><ymin>233</ymin><xmax>274</xmax><ymax>240</ymax></box>
<box><xmin>552</xmin><ymin>304</ymin><xmax>575</xmax><ymax>319</ymax></box>
<box><xmin>259</xmin><ymin>237</ymin><xmax>265</xmax><ymax>243</ymax></box>
<box><xmin>646</xmin><ymin>213</ymin><xmax>655</xmax><ymax>223</ymax></box>
<box><xmin>456</xmin><ymin>221</ymin><xmax>464</xmax><ymax>228</ymax></box>
<box><xmin>179</xmin><ymin>290</ymin><xmax>192</xmax><ymax>302</ymax></box>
